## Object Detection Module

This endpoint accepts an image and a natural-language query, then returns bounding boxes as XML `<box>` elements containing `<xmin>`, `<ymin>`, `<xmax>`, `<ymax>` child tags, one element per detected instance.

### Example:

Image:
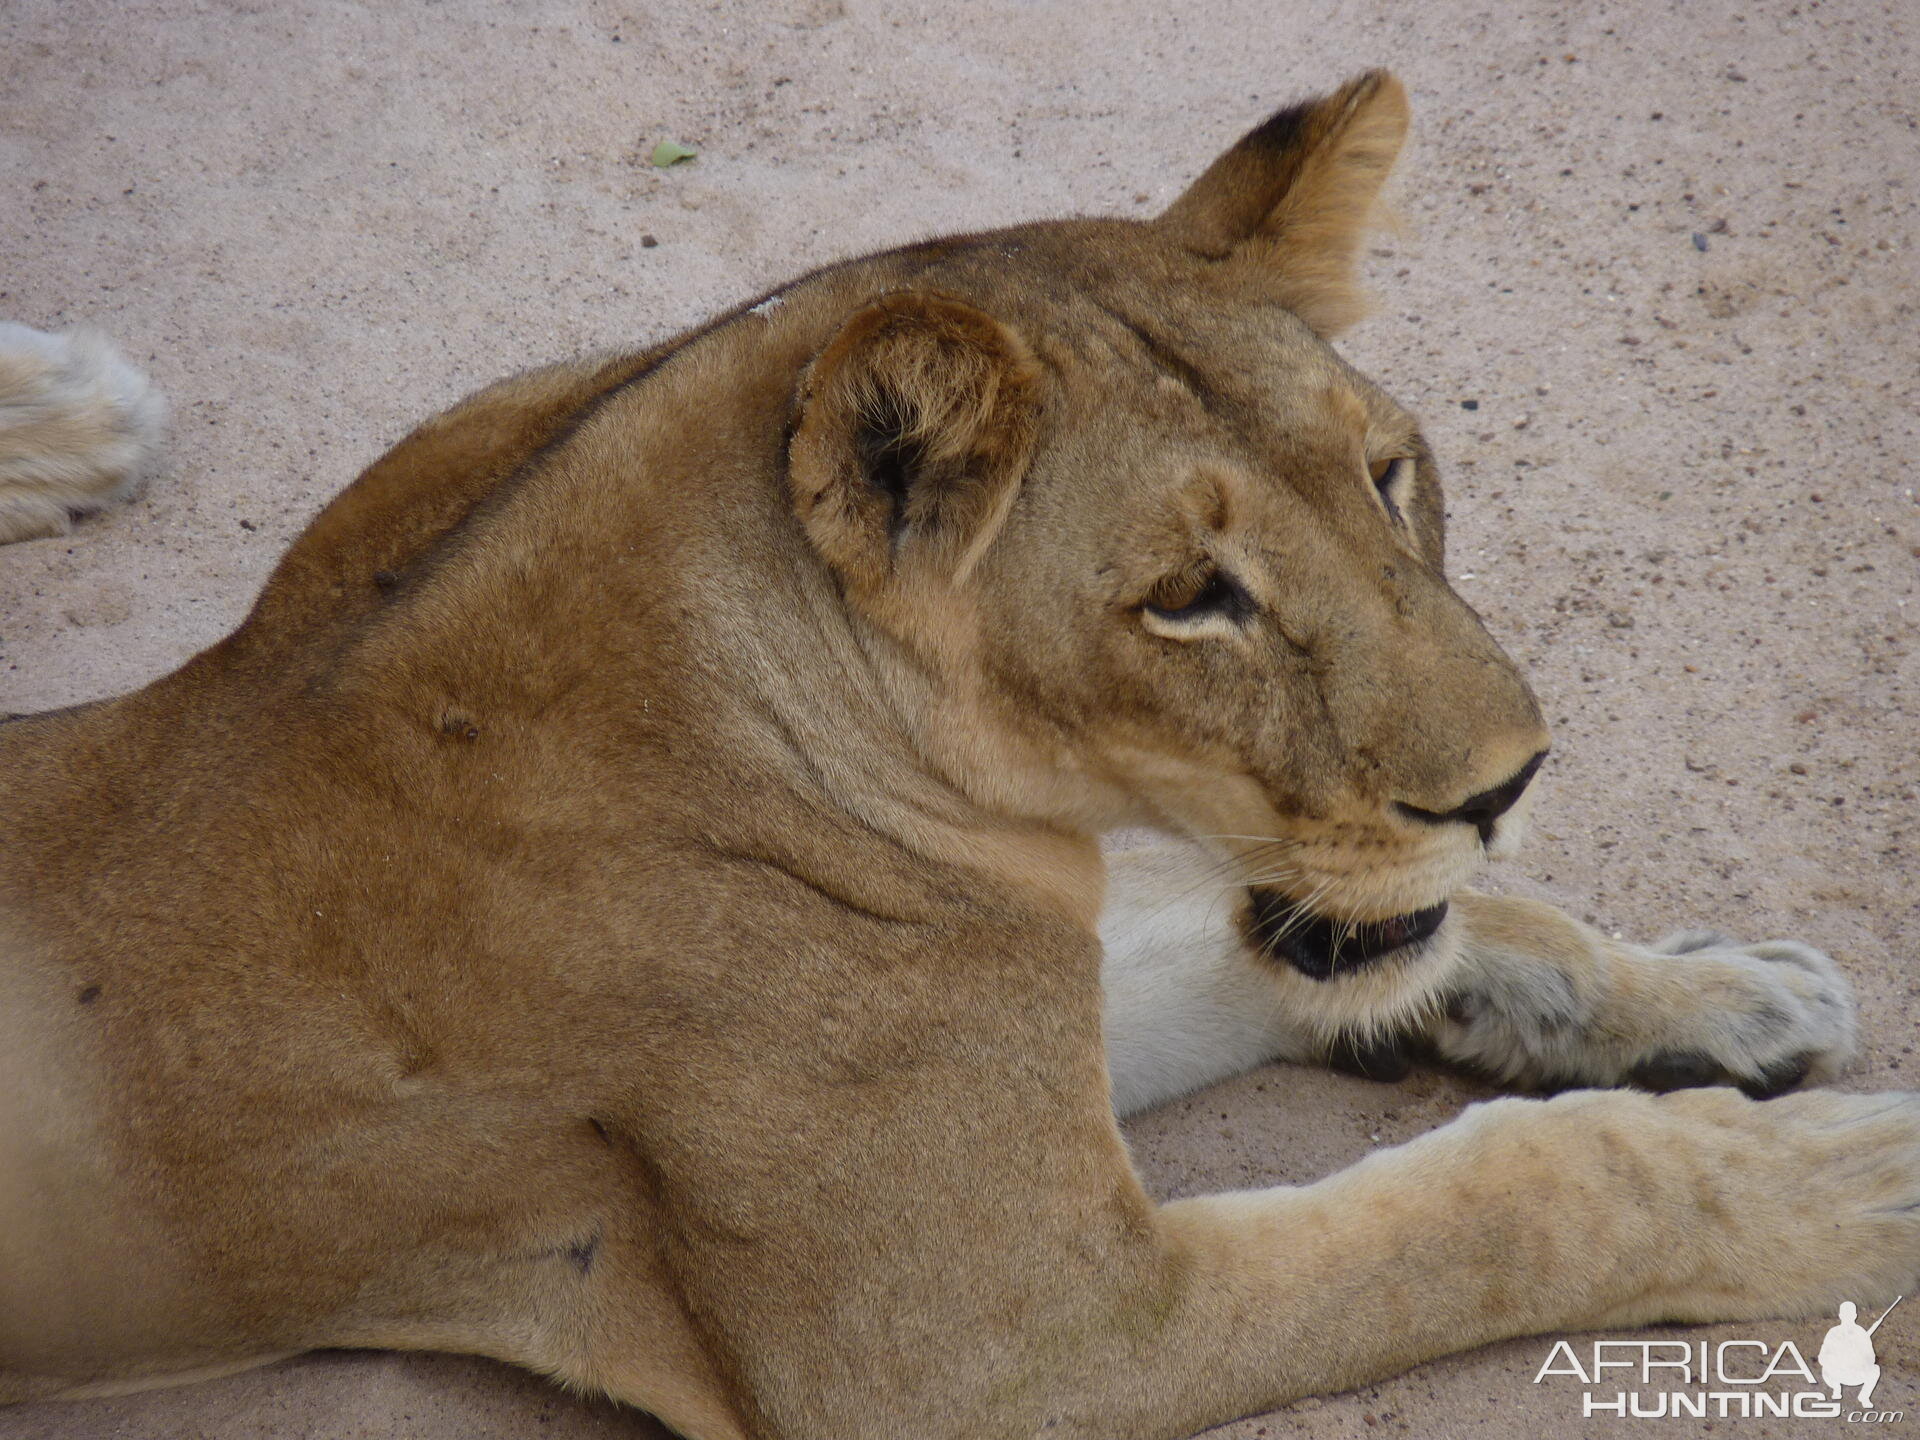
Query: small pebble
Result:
<box><xmin>1692</xmin><ymin>232</ymin><xmax>1710</xmax><ymax>252</ymax></box>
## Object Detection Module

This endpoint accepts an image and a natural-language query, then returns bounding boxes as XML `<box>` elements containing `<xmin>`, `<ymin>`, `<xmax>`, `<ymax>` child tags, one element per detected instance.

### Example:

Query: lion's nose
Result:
<box><xmin>1394</xmin><ymin>750</ymin><xmax>1547</xmax><ymax>844</ymax></box>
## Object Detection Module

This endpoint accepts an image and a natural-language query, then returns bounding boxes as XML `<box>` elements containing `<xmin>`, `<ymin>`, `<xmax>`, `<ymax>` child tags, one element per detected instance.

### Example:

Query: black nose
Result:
<box><xmin>1395</xmin><ymin>750</ymin><xmax>1547</xmax><ymax>843</ymax></box>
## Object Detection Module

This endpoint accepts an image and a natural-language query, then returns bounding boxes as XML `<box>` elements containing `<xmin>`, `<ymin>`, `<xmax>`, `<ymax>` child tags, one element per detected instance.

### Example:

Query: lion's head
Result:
<box><xmin>783</xmin><ymin>71</ymin><xmax>1548</xmax><ymax>997</ymax></box>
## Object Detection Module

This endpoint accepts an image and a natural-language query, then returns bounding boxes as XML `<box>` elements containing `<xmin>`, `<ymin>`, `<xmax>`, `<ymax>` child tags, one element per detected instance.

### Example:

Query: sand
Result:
<box><xmin>3</xmin><ymin>0</ymin><xmax>1916</xmax><ymax>1435</ymax></box>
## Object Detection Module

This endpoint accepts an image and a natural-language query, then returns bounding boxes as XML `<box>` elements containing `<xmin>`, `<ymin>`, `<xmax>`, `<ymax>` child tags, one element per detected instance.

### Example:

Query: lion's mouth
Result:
<box><xmin>1245</xmin><ymin>888</ymin><xmax>1449</xmax><ymax>980</ymax></box>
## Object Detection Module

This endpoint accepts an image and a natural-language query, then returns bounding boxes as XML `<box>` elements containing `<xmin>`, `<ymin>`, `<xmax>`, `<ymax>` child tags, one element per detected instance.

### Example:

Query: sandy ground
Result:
<box><xmin>3</xmin><ymin>0</ymin><xmax>1918</xmax><ymax>1436</ymax></box>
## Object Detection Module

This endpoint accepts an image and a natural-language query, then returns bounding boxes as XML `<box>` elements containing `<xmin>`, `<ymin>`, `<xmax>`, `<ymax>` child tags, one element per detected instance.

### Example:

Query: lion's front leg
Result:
<box><xmin>1123</xmin><ymin>1084</ymin><xmax>1920</xmax><ymax>1435</ymax></box>
<box><xmin>1437</xmin><ymin>890</ymin><xmax>1857</xmax><ymax>1097</ymax></box>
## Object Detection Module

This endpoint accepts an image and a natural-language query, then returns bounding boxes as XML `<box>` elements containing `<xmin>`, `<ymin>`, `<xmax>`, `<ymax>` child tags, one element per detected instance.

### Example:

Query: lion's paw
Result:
<box><xmin>1626</xmin><ymin>933</ymin><xmax>1857</xmax><ymax>1097</ymax></box>
<box><xmin>1589</xmin><ymin>1086</ymin><xmax>1920</xmax><ymax>1325</ymax></box>
<box><xmin>0</xmin><ymin>322</ymin><xmax>165</xmax><ymax>543</ymax></box>
<box><xmin>1439</xmin><ymin>930</ymin><xmax>1857</xmax><ymax>1100</ymax></box>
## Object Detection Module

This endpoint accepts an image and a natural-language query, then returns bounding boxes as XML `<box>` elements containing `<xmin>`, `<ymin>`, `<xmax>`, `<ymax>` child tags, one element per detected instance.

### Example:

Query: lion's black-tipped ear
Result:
<box><xmin>788</xmin><ymin>292</ymin><xmax>1042</xmax><ymax>596</ymax></box>
<box><xmin>1158</xmin><ymin>70</ymin><xmax>1409</xmax><ymax>336</ymax></box>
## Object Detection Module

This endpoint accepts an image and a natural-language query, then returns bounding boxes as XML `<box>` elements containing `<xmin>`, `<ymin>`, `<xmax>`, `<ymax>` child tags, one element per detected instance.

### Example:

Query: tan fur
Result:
<box><xmin>6</xmin><ymin>74</ymin><xmax>1920</xmax><ymax>1440</ymax></box>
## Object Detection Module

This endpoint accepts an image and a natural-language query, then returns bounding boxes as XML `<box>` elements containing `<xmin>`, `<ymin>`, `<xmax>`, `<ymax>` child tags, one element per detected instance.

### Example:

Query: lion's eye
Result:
<box><xmin>1144</xmin><ymin>570</ymin><xmax>1254</xmax><ymax>626</ymax></box>
<box><xmin>1370</xmin><ymin>455</ymin><xmax>1415</xmax><ymax>524</ymax></box>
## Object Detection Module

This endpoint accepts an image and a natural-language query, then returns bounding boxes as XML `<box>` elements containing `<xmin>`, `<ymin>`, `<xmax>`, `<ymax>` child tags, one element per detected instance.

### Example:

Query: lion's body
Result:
<box><xmin>0</xmin><ymin>271</ymin><xmax>1139</xmax><ymax>1431</ymax></box>
<box><xmin>0</xmin><ymin>309</ymin><xmax>1114</xmax><ymax>1432</ymax></box>
<box><xmin>3</xmin><ymin>74</ymin><xmax>1914</xmax><ymax>1440</ymax></box>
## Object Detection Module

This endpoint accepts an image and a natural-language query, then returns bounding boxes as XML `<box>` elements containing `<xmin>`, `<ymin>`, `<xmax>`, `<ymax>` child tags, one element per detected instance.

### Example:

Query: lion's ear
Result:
<box><xmin>788</xmin><ymin>292</ymin><xmax>1043</xmax><ymax>595</ymax></box>
<box><xmin>1158</xmin><ymin>69</ymin><xmax>1409</xmax><ymax>337</ymax></box>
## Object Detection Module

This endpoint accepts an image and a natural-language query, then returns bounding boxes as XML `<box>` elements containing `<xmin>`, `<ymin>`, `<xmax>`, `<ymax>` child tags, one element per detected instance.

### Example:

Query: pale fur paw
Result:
<box><xmin>1585</xmin><ymin>1086</ymin><xmax>1920</xmax><ymax>1326</ymax></box>
<box><xmin>1631</xmin><ymin>934</ymin><xmax>1859</xmax><ymax>1093</ymax></box>
<box><xmin>1438</xmin><ymin>932</ymin><xmax>1857</xmax><ymax>1100</ymax></box>
<box><xmin>0</xmin><ymin>322</ymin><xmax>165</xmax><ymax>543</ymax></box>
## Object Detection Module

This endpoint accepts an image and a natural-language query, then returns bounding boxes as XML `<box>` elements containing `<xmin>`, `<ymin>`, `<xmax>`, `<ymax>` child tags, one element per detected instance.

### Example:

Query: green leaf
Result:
<box><xmin>649</xmin><ymin>140</ymin><xmax>698</xmax><ymax>167</ymax></box>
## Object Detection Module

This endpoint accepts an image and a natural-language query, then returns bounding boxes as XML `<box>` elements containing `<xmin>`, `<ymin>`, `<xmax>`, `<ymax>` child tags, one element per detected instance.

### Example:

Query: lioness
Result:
<box><xmin>1</xmin><ymin>71</ymin><xmax>1909</xmax><ymax>1440</ymax></box>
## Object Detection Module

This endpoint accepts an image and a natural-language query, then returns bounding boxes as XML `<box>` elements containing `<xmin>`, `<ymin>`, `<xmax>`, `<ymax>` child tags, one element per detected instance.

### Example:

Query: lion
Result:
<box><xmin>1</xmin><ymin>71</ymin><xmax>1910</xmax><ymax>1440</ymax></box>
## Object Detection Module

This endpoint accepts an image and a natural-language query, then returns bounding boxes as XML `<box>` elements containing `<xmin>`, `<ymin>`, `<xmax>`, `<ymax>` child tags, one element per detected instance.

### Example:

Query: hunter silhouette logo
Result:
<box><xmin>1534</xmin><ymin>1298</ymin><xmax>1904</xmax><ymax>1422</ymax></box>
<box><xmin>1820</xmin><ymin>1298</ymin><xmax>1899</xmax><ymax>1407</ymax></box>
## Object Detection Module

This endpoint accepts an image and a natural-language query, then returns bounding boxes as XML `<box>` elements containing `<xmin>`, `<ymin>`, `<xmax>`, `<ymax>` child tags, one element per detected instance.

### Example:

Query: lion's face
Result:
<box><xmin>787</xmin><ymin>72</ymin><xmax>1548</xmax><ymax>983</ymax></box>
<box><xmin>982</xmin><ymin>275</ymin><xmax>1546</xmax><ymax>962</ymax></box>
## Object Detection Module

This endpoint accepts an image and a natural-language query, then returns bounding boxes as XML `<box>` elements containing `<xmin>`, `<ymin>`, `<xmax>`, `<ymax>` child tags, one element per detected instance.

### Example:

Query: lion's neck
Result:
<box><xmin>300</xmin><ymin>327</ymin><xmax>1109</xmax><ymax>933</ymax></box>
<box><xmin>697</xmin><ymin>599</ymin><xmax>1112</xmax><ymax>933</ymax></box>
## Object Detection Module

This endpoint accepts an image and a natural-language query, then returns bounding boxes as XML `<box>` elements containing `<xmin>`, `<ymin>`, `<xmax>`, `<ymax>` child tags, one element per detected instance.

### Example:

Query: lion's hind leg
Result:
<box><xmin>1438</xmin><ymin>891</ymin><xmax>1857</xmax><ymax>1097</ymax></box>
<box><xmin>0</xmin><ymin>324</ymin><xmax>164</xmax><ymax>543</ymax></box>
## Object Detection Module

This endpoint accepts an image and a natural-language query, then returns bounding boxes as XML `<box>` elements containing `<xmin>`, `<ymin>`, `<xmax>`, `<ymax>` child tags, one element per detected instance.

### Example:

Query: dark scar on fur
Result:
<box><xmin>1091</xmin><ymin>301</ymin><xmax>1222</xmax><ymax>414</ymax></box>
<box><xmin>1745</xmin><ymin>999</ymin><xmax>1796</xmax><ymax>1042</ymax></box>
<box><xmin>1523</xmin><ymin>970</ymin><xmax>1583</xmax><ymax>1035</ymax></box>
<box><xmin>565</xmin><ymin>1233</ymin><xmax>600</xmax><ymax>1275</ymax></box>
<box><xmin>0</xmin><ymin>698</ymin><xmax>113</xmax><ymax>729</ymax></box>
<box><xmin>77</xmin><ymin>984</ymin><xmax>102</xmax><ymax>1005</ymax></box>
